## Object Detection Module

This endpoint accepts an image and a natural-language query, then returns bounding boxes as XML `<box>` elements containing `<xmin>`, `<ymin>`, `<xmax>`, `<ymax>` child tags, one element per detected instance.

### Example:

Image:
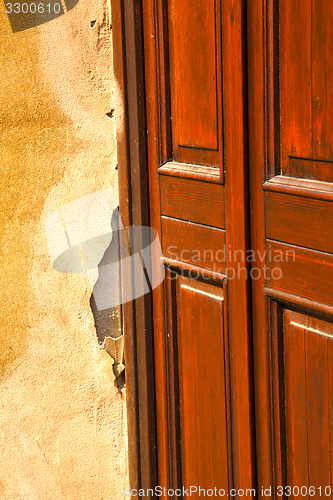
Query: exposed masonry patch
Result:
<box><xmin>90</xmin><ymin>209</ymin><xmax>125</xmax><ymax>392</ymax></box>
<box><xmin>91</xmin><ymin>300</ymin><xmax>125</xmax><ymax>391</ymax></box>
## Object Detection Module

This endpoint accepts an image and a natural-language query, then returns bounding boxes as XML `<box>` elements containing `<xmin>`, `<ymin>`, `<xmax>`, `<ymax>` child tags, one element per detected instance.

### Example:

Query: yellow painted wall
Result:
<box><xmin>0</xmin><ymin>0</ymin><xmax>128</xmax><ymax>497</ymax></box>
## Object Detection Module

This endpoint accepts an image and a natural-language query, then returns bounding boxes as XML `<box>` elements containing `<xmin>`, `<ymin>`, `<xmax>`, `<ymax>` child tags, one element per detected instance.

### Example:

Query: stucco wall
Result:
<box><xmin>0</xmin><ymin>0</ymin><xmax>128</xmax><ymax>498</ymax></box>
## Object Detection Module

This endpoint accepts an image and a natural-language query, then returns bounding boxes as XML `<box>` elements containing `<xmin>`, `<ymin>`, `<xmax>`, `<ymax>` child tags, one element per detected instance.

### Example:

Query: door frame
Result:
<box><xmin>111</xmin><ymin>0</ymin><xmax>158</xmax><ymax>490</ymax></box>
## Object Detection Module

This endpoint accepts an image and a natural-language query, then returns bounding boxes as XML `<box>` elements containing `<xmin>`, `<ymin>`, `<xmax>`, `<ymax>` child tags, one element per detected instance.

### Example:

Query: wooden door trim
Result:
<box><xmin>111</xmin><ymin>0</ymin><xmax>158</xmax><ymax>491</ymax></box>
<box><xmin>247</xmin><ymin>0</ymin><xmax>275</xmax><ymax>491</ymax></box>
<box><xmin>265</xmin><ymin>288</ymin><xmax>333</xmax><ymax>318</ymax></box>
<box><xmin>157</xmin><ymin>162</ymin><xmax>222</xmax><ymax>183</ymax></box>
<box><xmin>263</xmin><ymin>176</ymin><xmax>333</xmax><ymax>201</ymax></box>
<box><xmin>220</xmin><ymin>1</ymin><xmax>257</xmax><ymax>489</ymax></box>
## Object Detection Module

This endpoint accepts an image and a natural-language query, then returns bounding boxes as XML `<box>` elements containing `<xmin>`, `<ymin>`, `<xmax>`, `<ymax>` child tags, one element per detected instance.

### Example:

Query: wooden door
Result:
<box><xmin>142</xmin><ymin>0</ymin><xmax>255</xmax><ymax>495</ymax></box>
<box><xmin>112</xmin><ymin>0</ymin><xmax>333</xmax><ymax>497</ymax></box>
<box><xmin>248</xmin><ymin>0</ymin><xmax>333</xmax><ymax>497</ymax></box>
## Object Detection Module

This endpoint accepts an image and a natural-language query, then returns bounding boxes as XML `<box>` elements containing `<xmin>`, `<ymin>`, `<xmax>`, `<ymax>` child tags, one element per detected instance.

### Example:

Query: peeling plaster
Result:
<box><xmin>0</xmin><ymin>0</ymin><xmax>128</xmax><ymax>496</ymax></box>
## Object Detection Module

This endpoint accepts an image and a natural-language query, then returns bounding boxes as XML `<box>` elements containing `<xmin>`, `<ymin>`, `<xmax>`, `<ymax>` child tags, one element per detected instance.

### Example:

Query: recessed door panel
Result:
<box><xmin>176</xmin><ymin>275</ymin><xmax>230</xmax><ymax>492</ymax></box>
<box><xmin>169</xmin><ymin>0</ymin><xmax>218</xmax><ymax>151</ymax></box>
<box><xmin>284</xmin><ymin>311</ymin><xmax>333</xmax><ymax>491</ymax></box>
<box><xmin>280</xmin><ymin>0</ymin><xmax>333</xmax><ymax>179</ymax></box>
<box><xmin>270</xmin><ymin>307</ymin><xmax>333</xmax><ymax>494</ymax></box>
<box><xmin>168</xmin><ymin>0</ymin><xmax>223</xmax><ymax>167</ymax></box>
